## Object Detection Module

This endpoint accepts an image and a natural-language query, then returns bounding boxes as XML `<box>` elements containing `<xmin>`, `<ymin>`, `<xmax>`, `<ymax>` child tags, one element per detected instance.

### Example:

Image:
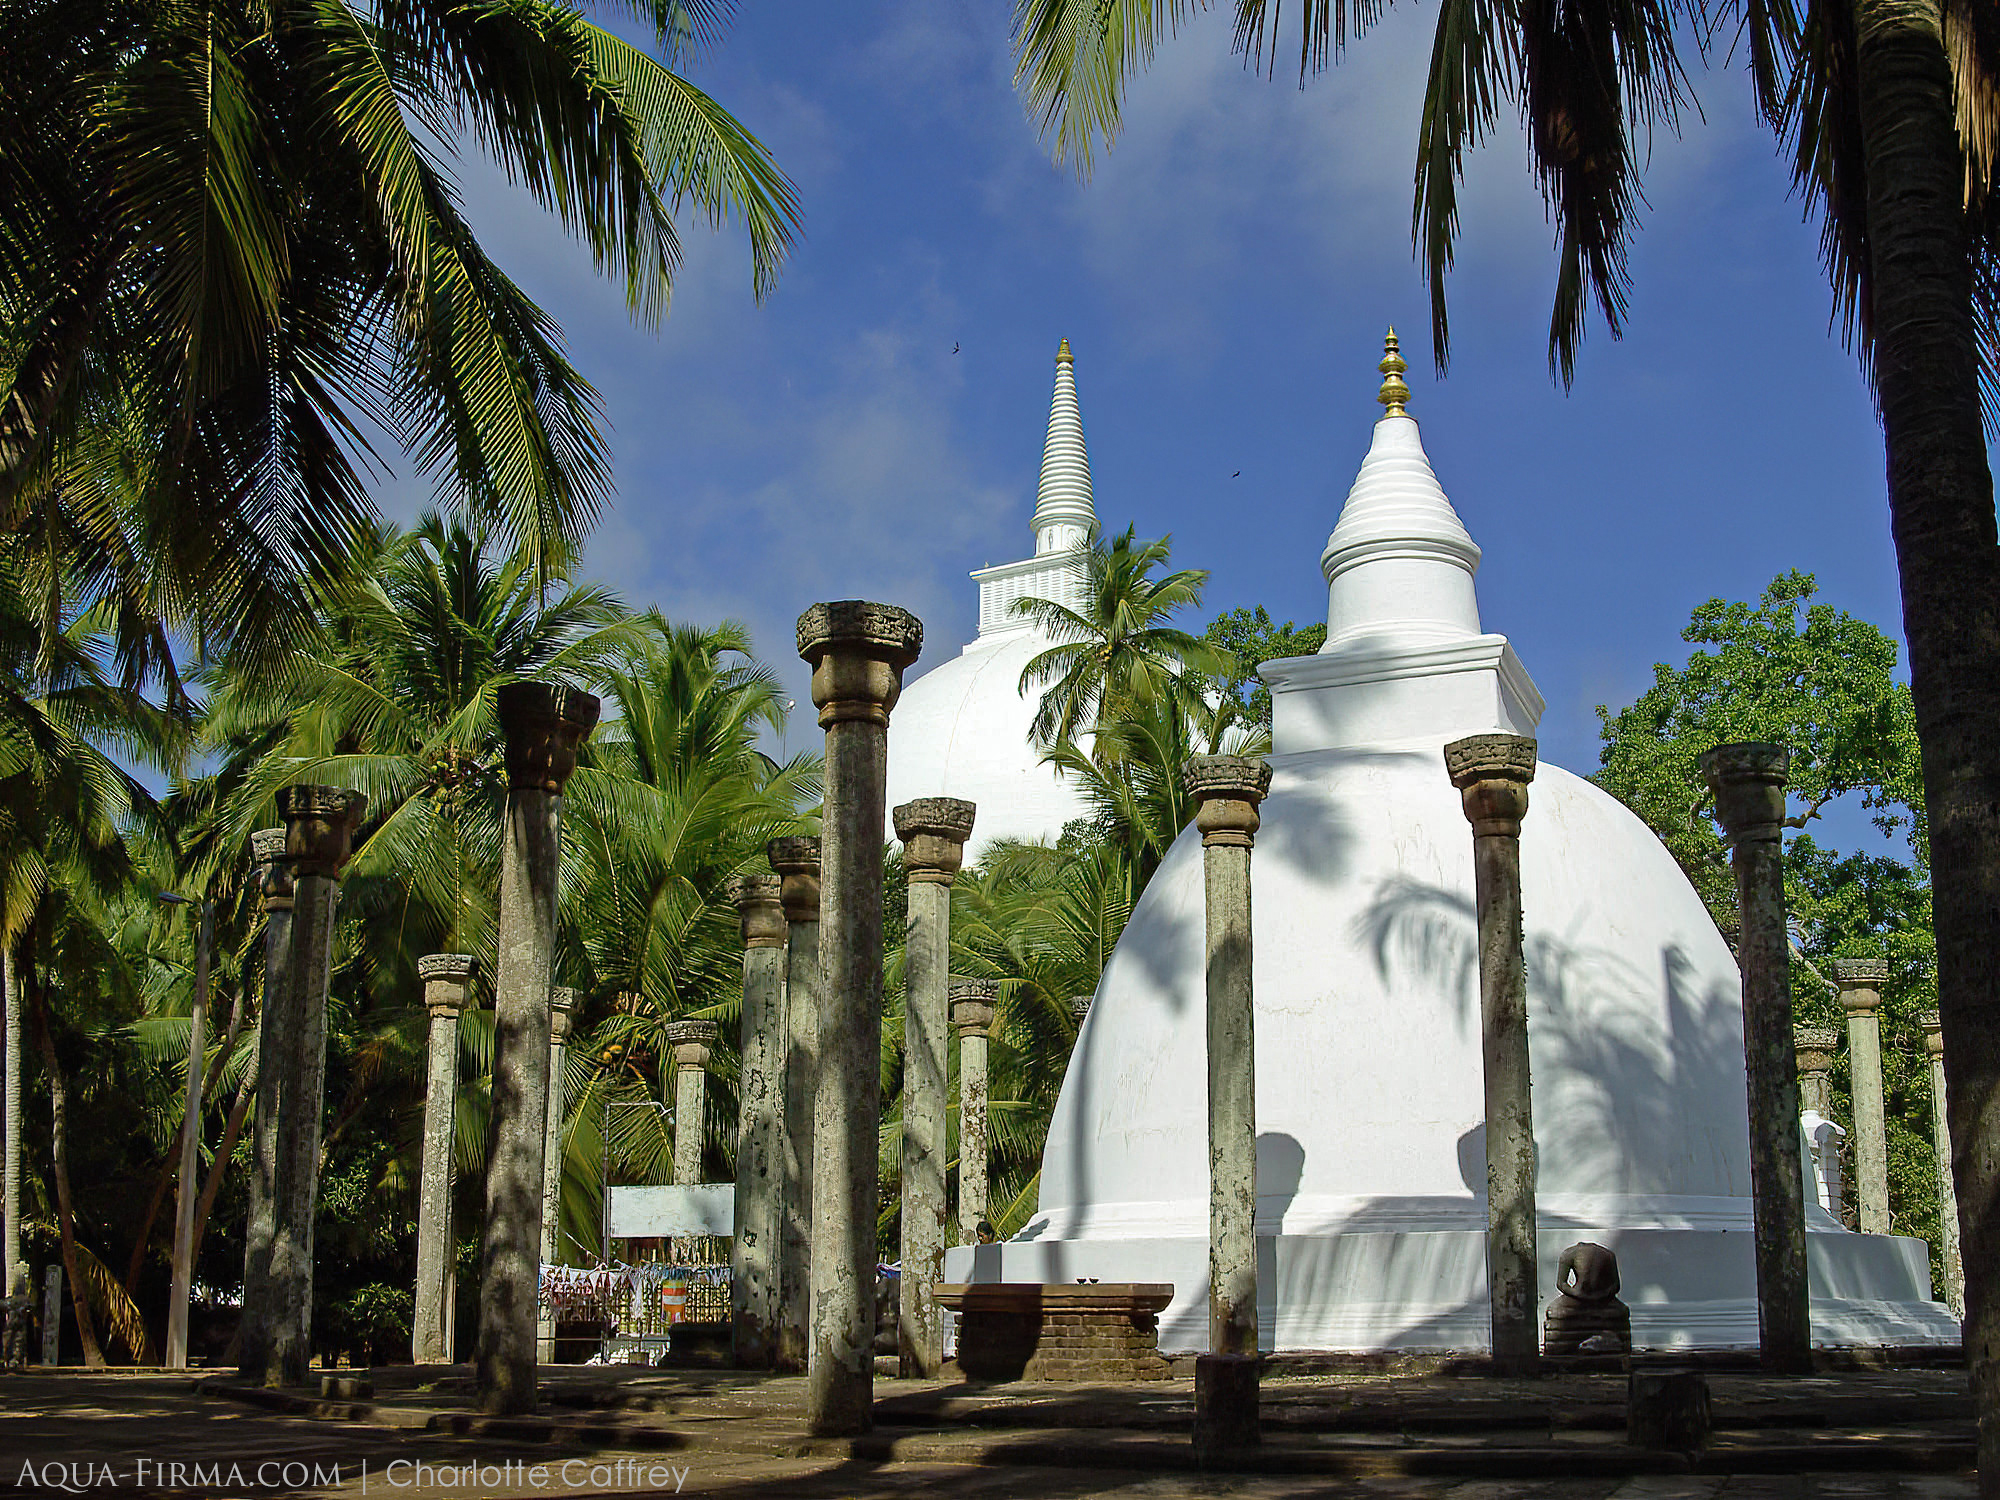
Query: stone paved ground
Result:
<box><xmin>0</xmin><ymin>1371</ymin><xmax>1978</xmax><ymax>1500</ymax></box>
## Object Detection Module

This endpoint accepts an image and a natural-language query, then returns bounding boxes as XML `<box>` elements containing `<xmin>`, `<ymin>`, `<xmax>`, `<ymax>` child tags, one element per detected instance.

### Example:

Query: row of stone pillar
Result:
<box><xmin>240</xmin><ymin>787</ymin><xmax>365</xmax><ymax>1388</ymax></box>
<box><xmin>236</xmin><ymin>684</ymin><xmax>604</xmax><ymax>1412</ymax></box>
<box><xmin>1795</xmin><ymin>974</ymin><xmax>1963</xmax><ymax>1313</ymax></box>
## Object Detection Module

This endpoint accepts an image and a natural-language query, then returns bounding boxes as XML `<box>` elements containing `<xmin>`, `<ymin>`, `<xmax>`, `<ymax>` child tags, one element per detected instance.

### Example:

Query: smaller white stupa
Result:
<box><xmin>885</xmin><ymin>341</ymin><xmax>1099</xmax><ymax>855</ymax></box>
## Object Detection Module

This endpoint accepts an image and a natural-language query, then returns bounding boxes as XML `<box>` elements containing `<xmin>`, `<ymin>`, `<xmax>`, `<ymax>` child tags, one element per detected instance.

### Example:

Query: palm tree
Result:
<box><xmin>560</xmin><ymin>620</ymin><xmax>819</xmax><ymax>1244</ymax></box>
<box><xmin>205</xmin><ymin>512</ymin><xmax>647</xmax><ymax>960</ymax></box>
<box><xmin>1014</xmin><ymin>524</ymin><xmax>1227</xmax><ymax>753</ymax></box>
<box><xmin>0</xmin><ymin>545</ymin><xmax>175</xmax><ymax>1361</ymax></box>
<box><xmin>0</xmin><ymin>0</ymin><xmax>799</xmax><ymax>665</ymax></box>
<box><xmin>942</xmin><ymin>842</ymin><xmax>1137</xmax><ymax>1235</ymax></box>
<box><xmin>1011</xmin><ymin>3</ymin><xmax>2000</xmax><ymax>1468</ymax></box>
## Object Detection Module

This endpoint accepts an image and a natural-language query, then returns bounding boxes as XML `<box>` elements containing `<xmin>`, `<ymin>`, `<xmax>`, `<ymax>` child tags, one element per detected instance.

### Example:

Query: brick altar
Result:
<box><xmin>935</xmin><ymin>1282</ymin><xmax>1173</xmax><ymax>1382</ymax></box>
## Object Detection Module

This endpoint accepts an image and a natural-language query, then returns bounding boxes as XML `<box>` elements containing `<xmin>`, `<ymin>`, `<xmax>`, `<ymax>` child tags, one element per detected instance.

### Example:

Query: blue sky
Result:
<box><xmin>430</xmin><ymin>0</ymin><xmax>1933</xmax><ymax>823</ymax></box>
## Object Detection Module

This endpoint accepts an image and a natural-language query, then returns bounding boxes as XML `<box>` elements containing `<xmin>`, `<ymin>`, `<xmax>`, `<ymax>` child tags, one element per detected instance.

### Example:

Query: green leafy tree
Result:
<box><xmin>1596</xmin><ymin>574</ymin><xmax>1945</xmax><ymax>1276</ymax></box>
<box><xmin>1203</xmin><ymin>605</ymin><xmax>1325</xmax><ymax>732</ymax></box>
<box><xmin>1595</xmin><ymin>571</ymin><xmax>1924</xmax><ymax>925</ymax></box>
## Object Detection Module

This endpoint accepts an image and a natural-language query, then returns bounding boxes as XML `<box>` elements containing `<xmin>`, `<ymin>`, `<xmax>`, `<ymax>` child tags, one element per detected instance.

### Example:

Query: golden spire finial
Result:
<box><xmin>1377</xmin><ymin>327</ymin><xmax>1411</xmax><ymax>416</ymax></box>
<box><xmin>1057</xmin><ymin>336</ymin><xmax>1073</xmax><ymax>365</ymax></box>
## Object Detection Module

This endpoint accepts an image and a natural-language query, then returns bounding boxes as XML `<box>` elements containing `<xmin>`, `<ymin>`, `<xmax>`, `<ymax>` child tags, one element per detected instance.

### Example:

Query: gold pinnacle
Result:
<box><xmin>1378</xmin><ymin>328</ymin><xmax>1411</xmax><ymax>415</ymax></box>
<box><xmin>1057</xmin><ymin>336</ymin><xmax>1073</xmax><ymax>364</ymax></box>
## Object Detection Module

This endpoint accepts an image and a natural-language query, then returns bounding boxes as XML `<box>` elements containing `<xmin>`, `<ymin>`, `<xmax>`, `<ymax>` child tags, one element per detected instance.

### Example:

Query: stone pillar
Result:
<box><xmin>1835</xmin><ymin>959</ymin><xmax>1892</xmax><ymax>1235</ymax></box>
<box><xmin>1182</xmin><ymin>755</ymin><xmax>1271</xmax><ymax>1362</ymax></box>
<box><xmin>799</xmin><ymin>600</ymin><xmax>921</xmax><ymax>1436</ymax></box>
<box><xmin>951</xmin><ymin>979</ymin><xmax>998</xmax><ymax>1244</ymax></box>
<box><xmin>414</xmin><ymin>954</ymin><xmax>476</xmax><ymax>1365</ymax></box>
<box><xmin>1700</xmin><ymin>742</ymin><xmax>1811</xmax><ymax>1374</ymax></box>
<box><xmin>268</xmin><ymin>786</ymin><xmax>366</xmax><ymax>1386</ymax></box>
<box><xmin>769</xmin><ymin>835</ymin><xmax>821</xmax><ymax>1374</ymax></box>
<box><xmin>1445</xmin><ymin>734</ymin><xmax>1541</xmax><ymax>1377</ymax></box>
<box><xmin>1794</xmin><ymin>1026</ymin><xmax>1846</xmax><ymax>1221</ymax></box>
<box><xmin>475</xmin><ymin>682</ymin><xmax>598</xmax><ymax>1415</ymax></box>
<box><xmin>1795</xmin><ymin>1028</ymin><xmax>1837</xmax><ymax>1118</ymax></box>
<box><xmin>666</xmin><ymin>1019</ymin><xmax>719</xmax><ymax>1186</ymax></box>
<box><xmin>1070</xmin><ymin>995</ymin><xmax>1094</xmax><ymax>1026</ymax></box>
<box><xmin>1921</xmin><ymin>1011</ymin><xmax>1964</xmax><ymax>1316</ymax></box>
<box><xmin>535</xmin><ymin>985</ymin><xmax>579</xmax><ymax>1365</ymax></box>
<box><xmin>239</xmin><ymin>828</ymin><xmax>292</xmax><ymax>1381</ymax></box>
<box><xmin>893</xmin><ymin>796</ymin><xmax>976</xmax><ymax>1379</ymax></box>
<box><xmin>729</xmin><ymin>873</ymin><xmax>786</xmax><ymax>1368</ymax></box>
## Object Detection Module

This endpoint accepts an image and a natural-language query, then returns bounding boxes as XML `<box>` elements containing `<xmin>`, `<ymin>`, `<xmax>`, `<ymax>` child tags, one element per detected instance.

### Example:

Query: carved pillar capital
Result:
<box><xmin>1699</xmin><ymin>742</ymin><xmax>1791</xmax><ymax>846</ymax></box>
<box><xmin>1445</xmin><ymin>734</ymin><xmax>1538</xmax><ymax>838</ymax></box>
<box><xmin>276</xmin><ymin>787</ymin><xmax>367</xmax><ymax>879</ymax></box>
<box><xmin>893</xmin><ymin>798</ymin><xmax>977</xmax><ymax>883</ymax></box>
<box><xmin>797</xmin><ymin>601</ymin><xmax>923</xmax><ymax>728</ymax></box>
<box><xmin>550</xmin><ymin>986</ymin><xmax>580</xmax><ymax>1041</ymax></box>
<box><xmin>1183</xmin><ymin>756</ymin><xmax>1273</xmax><ymax>849</ymax></box>
<box><xmin>1834</xmin><ymin>957</ymin><xmax>1889</xmax><ymax>1015</ymax></box>
<box><xmin>767</xmin><ymin>836</ymin><xmax>822</xmax><ymax>923</ymax></box>
<box><xmin>664</xmin><ymin>1018</ymin><xmax>719</xmax><ymax>1069</ymax></box>
<box><xmin>251</xmin><ymin>827</ymin><xmax>294</xmax><ymax>909</ymax></box>
<box><xmin>496</xmin><ymin>682</ymin><xmax>601</xmax><ymax>793</ymax></box>
<box><xmin>949</xmin><ymin>978</ymin><xmax>998</xmax><ymax>1038</ymax></box>
<box><xmin>727</xmin><ymin>873</ymin><xmax>786</xmax><ymax>949</ymax></box>
<box><xmin>419</xmin><ymin>953</ymin><xmax>479</xmax><ymax>1018</ymax></box>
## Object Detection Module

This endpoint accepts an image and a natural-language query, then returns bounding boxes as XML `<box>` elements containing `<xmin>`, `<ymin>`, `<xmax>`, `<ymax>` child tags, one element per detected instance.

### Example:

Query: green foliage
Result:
<box><xmin>1596</xmin><ymin>573</ymin><xmax>1947</xmax><ymax>1279</ymax></box>
<box><xmin>1203</xmin><ymin>606</ymin><xmax>1324</xmax><ymax>732</ymax></box>
<box><xmin>1595</xmin><ymin>571</ymin><xmax>1925</xmax><ymax>928</ymax></box>
<box><xmin>0</xmin><ymin>0</ymin><xmax>800</xmax><ymax>663</ymax></box>
<box><xmin>1014</xmin><ymin>523</ymin><xmax>1228</xmax><ymax>752</ymax></box>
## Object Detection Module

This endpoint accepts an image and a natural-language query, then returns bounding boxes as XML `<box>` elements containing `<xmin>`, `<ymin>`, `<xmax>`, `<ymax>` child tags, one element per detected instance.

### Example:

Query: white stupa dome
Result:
<box><xmin>945</xmin><ymin>334</ymin><xmax>1956</xmax><ymax>1353</ymax></box>
<box><xmin>886</xmin><ymin>341</ymin><xmax>1097</xmax><ymax>856</ymax></box>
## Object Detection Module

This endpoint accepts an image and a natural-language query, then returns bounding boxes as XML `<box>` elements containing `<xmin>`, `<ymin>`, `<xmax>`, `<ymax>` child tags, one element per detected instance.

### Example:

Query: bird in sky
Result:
<box><xmin>1231</xmin><ymin>471</ymin><xmax>1241</xmax><ymax>478</ymax></box>
<box><xmin>952</xmin><ymin>342</ymin><xmax>960</xmax><ymax>354</ymax></box>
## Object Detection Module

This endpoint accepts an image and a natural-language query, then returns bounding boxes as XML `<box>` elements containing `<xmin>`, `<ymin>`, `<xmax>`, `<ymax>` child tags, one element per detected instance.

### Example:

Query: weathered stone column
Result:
<box><xmin>414</xmin><ymin>954</ymin><xmax>477</xmax><ymax>1365</ymax></box>
<box><xmin>1835</xmin><ymin>959</ymin><xmax>1892</xmax><ymax>1235</ymax></box>
<box><xmin>768</xmin><ymin>835</ymin><xmax>820</xmax><ymax>1374</ymax></box>
<box><xmin>799</xmin><ymin>600</ymin><xmax>921</xmax><ymax>1437</ymax></box>
<box><xmin>1700</xmin><ymin>742</ymin><xmax>1811</xmax><ymax>1373</ymax></box>
<box><xmin>951</xmin><ymin>979</ymin><xmax>998</xmax><ymax>1244</ymax></box>
<box><xmin>1183</xmin><ymin>755</ymin><xmax>1271</xmax><ymax>1361</ymax></box>
<box><xmin>535</xmin><ymin>985</ymin><xmax>579</xmax><ymax>1365</ymax></box>
<box><xmin>1446</xmin><ymin>735</ymin><xmax>1541</xmax><ymax>1377</ymax></box>
<box><xmin>1794</xmin><ymin>1026</ymin><xmax>1847</xmax><ymax>1221</ymax></box>
<box><xmin>667</xmin><ymin>1019</ymin><xmax>719</xmax><ymax>1186</ymax></box>
<box><xmin>728</xmin><ymin>873</ymin><xmax>786</xmax><ymax>1368</ymax></box>
<box><xmin>1921</xmin><ymin>1011</ymin><xmax>1964</xmax><ymax>1316</ymax></box>
<box><xmin>239</xmin><ymin>828</ymin><xmax>292</xmax><ymax>1381</ymax></box>
<box><xmin>1796</xmin><ymin>1028</ymin><xmax>1836</xmax><ymax>1118</ymax></box>
<box><xmin>269</xmin><ymin>786</ymin><xmax>366</xmax><ymax>1386</ymax></box>
<box><xmin>475</xmin><ymin>682</ymin><xmax>598</xmax><ymax>1415</ymax></box>
<box><xmin>893</xmin><ymin>797</ymin><xmax>976</xmax><ymax>1379</ymax></box>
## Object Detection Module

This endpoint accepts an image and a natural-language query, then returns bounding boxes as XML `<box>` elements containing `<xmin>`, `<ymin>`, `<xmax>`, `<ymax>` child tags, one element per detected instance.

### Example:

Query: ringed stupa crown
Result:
<box><xmin>1261</xmin><ymin>331</ymin><xmax>1542</xmax><ymax>753</ymax></box>
<box><xmin>972</xmin><ymin>339</ymin><xmax>1097</xmax><ymax>636</ymax></box>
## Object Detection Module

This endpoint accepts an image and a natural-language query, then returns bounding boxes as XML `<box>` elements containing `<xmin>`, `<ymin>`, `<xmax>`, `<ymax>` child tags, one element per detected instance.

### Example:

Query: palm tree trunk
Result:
<box><xmin>187</xmin><ymin>1070</ymin><xmax>256</xmax><ymax>1270</ymax></box>
<box><xmin>122</xmin><ymin>986</ymin><xmax>242</xmax><ymax>1297</ymax></box>
<box><xmin>1850</xmin><ymin>0</ymin><xmax>2000</xmax><ymax>1484</ymax></box>
<box><xmin>27</xmin><ymin>953</ymin><xmax>103</xmax><ymax>1367</ymax></box>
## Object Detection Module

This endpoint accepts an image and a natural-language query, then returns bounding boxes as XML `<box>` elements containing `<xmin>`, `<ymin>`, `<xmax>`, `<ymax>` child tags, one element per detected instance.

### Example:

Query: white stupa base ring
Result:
<box><xmin>943</xmin><ymin>1223</ymin><xmax>1958</xmax><ymax>1354</ymax></box>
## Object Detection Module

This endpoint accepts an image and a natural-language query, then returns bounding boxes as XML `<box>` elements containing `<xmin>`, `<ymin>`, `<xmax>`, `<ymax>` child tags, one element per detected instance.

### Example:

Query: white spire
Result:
<box><xmin>1319</xmin><ymin>330</ymin><xmax>1482</xmax><ymax>648</ymax></box>
<box><xmin>1032</xmin><ymin>337</ymin><xmax>1096</xmax><ymax>555</ymax></box>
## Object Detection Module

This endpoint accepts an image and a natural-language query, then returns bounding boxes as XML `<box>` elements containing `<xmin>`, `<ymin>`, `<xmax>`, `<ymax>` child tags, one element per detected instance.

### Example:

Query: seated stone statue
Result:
<box><xmin>1541</xmin><ymin>1241</ymin><xmax>1632</xmax><ymax>1356</ymax></box>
